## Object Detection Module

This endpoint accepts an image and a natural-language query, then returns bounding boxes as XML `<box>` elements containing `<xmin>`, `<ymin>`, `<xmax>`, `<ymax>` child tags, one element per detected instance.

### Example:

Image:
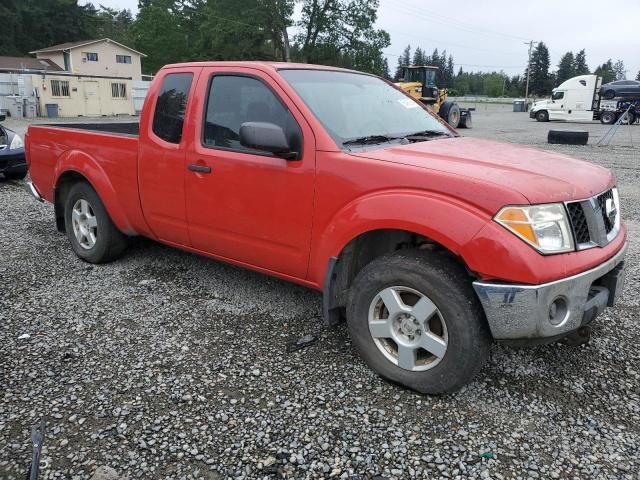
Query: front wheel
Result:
<box><xmin>346</xmin><ymin>250</ymin><xmax>491</xmax><ymax>394</ymax></box>
<box><xmin>535</xmin><ymin>110</ymin><xmax>549</xmax><ymax>122</ymax></box>
<box><xmin>64</xmin><ymin>182</ymin><xmax>127</xmax><ymax>263</ymax></box>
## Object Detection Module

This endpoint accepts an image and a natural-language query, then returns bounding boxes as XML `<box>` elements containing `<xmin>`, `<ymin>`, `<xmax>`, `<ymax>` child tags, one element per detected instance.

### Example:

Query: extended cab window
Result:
<box><xmin>152</xmin><ymin>73</ymin><xmax>193</xmax><ymax>144</ymax></box>
<box><xmin>203</xmin><ymin>75</ymin><xmax>301</xmax><ymax>155</ymax></box>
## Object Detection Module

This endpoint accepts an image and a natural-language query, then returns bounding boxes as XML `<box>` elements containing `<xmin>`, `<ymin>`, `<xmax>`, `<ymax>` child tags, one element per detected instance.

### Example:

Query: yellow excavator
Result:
<box><xmin>395</xmin><ymin>65</ymin><xmax>472</xmax><ymax>128</ymax></box>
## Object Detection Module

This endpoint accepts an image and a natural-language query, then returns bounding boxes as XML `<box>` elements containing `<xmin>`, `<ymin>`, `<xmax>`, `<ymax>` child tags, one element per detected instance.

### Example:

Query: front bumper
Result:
<box><xmin>472</xmin><ymin>242</ymin><xmax>627</xmax><ymax>340</ymax></box>
<box><xmin>529</xmin><ymin>110</ymin><xmax>537</xmax><ymax>118</ymax></box>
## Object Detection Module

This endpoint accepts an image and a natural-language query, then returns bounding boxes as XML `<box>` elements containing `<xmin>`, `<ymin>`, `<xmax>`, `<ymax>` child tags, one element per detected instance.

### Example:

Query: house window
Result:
<box><xmin>111</xmin><ymin>83</ymin><xmax>127</xmax><ymax>99</ymax></box>
<box><xmin>116</xmin><ymin>55</ymin><xmax>132</xmax><ymax>64</ymax></box>
<box><xmin>85</xmin><ymin>52</ymin><xmax>98</xmax><ymax>62</ymax></box>
<box><xmin>51</xmin><ymin>79</ymin><xmax>70</xmax><ymax>97</ymax></box>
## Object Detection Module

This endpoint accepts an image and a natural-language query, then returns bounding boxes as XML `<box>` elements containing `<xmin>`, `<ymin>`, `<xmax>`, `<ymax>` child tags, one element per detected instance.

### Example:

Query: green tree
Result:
<box><xmin>528</xmin><ymin>41</ymin><xmax>551</xmax><ymax>95</ymax></box>
<box><xmin>0</xmin><ymin>0</ymin><xmax>102</xmax><ymax>56</ymax></box>
<box><xmin>613</xmin><ymin>59</ymin><xmax>626</xmax><ymax>80</ymax></box>
<box><xmin>132</xmin><ymin>0</ymin><xmax>190</xmax><ymax>74</ymax></box>
<box><xmin>412</xmin><ymin>47</ymin><xmax>424</xmax><ymax>66</ymax></box>
<box><xmin>484</xmin><ymin>72</ymin><xmax>505</xmax><ymax>97</ymax></box>
<box><xmin>636</xmin><ymin>70</ymin><xmax>640</xmax><ymax>81</ymax></box>
<box><xmin>394</xmin><ymin>45</ymin><xmax>411</xmax><ymax>80</ymax></box>
<box><xmin>574</xmin><ymin>49</ymin><xmax>589</xmax><ymax>75</ymax></box>
<box><xmin>295</xmin><ymin>0</ymin><xmax>390</xmax><ymax>76</ymax></box>
<box><xmin>444</xmin><ymin>54</ymin><xmax>454</xmax><ymax>88</ymax></box>
<box><xmin>393</xmin><ymin>56</ymin><xmax>404</xmax><ymax>80</ymax></box>
<box><xmin>556</xmin><ymin>52</ymin><xmax>575</xmax><ymax>85</ymax></box>
<box><xmin>94</xmin><ymin>6</ymin><xmax>135</xmax><ymax>45</ymax></box>
<box><xmin>594</xmin><ymin>59</ymin><xmax>616</xmax><ymax>84</ymax></box>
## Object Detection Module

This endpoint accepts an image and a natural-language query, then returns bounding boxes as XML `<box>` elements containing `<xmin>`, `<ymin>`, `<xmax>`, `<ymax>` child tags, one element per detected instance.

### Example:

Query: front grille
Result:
<box><xmin>596</xmin><ymin>189</ymin><xmax>615</xmax><ymax>233</ymax></box>
<box><xmin>567</xmin><ymin>202</ymin><xmax>590</xmax><ymax>244</ymax></box>
<box><xmin>566</xmin><ymin>188</ymin><xmax>619</xmax><ymax>249</ymax></box>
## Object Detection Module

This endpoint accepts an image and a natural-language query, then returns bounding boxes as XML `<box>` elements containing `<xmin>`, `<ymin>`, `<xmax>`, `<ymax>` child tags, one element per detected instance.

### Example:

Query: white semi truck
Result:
<box><xmin>530</xmin><ymin>74</ymin><xmax>638</xmax><ymax>124</ymax></box>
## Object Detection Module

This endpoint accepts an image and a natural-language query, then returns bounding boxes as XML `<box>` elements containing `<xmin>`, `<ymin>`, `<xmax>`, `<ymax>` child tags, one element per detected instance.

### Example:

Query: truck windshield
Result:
<box><xmin>279</xmin><ymin>69</ymin><xmax>452</xmax><ymax>148</ymax></box>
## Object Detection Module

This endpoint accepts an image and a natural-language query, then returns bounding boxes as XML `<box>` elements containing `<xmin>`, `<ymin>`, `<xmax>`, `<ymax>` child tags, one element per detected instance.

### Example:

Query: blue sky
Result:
<box><xmin>82</xmin><ymin>0</ymin><xmax>640</xmax><ymax>78</ymax></box>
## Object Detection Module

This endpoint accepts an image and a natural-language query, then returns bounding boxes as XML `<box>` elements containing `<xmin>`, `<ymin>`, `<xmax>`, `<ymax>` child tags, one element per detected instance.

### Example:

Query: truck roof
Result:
<box><xmin>161</xmin><ymin>61</ymin><xmax>360</xmax><ymax>74</ymax></box>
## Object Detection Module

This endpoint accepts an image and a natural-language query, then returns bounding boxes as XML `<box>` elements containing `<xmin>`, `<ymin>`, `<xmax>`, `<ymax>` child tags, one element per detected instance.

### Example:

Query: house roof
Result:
<box><xmin>29</xmin><ymin>38</ymin><xmax>146</xmax><ymax>57</ymax></box>
<box><xmin>0</xmin><ymin>56</ymin><xmax>64</xmax><ymax>72</ymax></box>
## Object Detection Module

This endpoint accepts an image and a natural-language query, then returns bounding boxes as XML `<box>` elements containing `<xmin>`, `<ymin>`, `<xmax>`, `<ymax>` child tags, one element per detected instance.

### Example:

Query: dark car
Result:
<box><xmin>0</xmin><ymin>115</ymin><xmax>28</xmax><ymax>180</ymax></box>
<box><xmin>599</xmin><ymin>80</ymin><xmax>640</xmax><ymax>100</ymax></box>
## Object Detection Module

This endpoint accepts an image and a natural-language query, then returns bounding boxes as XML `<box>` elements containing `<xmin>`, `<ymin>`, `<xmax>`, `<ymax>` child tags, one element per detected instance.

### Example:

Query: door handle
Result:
<box><xmin>188</xmin><ymin>164</ymin><xmax>212</xmax><ymax>174</ymax></box>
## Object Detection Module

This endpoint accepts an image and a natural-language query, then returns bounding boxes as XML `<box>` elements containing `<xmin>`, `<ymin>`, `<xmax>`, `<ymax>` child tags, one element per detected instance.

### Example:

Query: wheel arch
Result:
<box><xmin>314</xmin><ymin>191</ymin><xmax>490</xmax><ymax>324</ymax></box>
<box><xmin>53</xmin><ymin>151</ymin><xmax>135</xmax><ymax>235</ymax></box>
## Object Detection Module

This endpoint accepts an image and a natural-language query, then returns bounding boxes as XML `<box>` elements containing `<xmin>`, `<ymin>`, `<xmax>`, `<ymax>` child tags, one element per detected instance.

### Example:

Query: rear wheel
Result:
<box><xmin>621</xmin><ymin>112</ymin><xmax>635</xmax><ymax>125</ymax></box>
<box><xmin>346</xmin><ymin>250</ymin><xmax>491</xmax><ymax>394</ymax></box>
<box><xmin>535</xmin><ymin>110</ymin><xmax>549</xmax><ymax>122</ymax></box>
<box><xmin>600</xmin><ymin>111</ymin><xmax>616</xmax><ymax>124</ymax></box>
<box><xmin>64</xmin><ymin>182</ymin><xmax>127</xmax><ymax>263</ymax></box>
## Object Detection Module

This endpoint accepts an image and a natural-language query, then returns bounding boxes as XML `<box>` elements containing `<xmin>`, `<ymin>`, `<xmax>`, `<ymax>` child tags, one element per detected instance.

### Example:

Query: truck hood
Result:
<box><xmin>532</xmin><ymin>99</ymin><xmax>550</xmax><ymax>110</ymax></box>
<box><xmin>349</xmin><ymin>137</ymin><xmax>614</xmax><ymax>204</ymax></box>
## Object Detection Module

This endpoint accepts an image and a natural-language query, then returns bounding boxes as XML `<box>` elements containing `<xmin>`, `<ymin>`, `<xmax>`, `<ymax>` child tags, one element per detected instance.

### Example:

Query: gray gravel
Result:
<box><xmin>1</xmin><ymin>107</ymin><xmax>639</xmax><ymax>479</ymax></box>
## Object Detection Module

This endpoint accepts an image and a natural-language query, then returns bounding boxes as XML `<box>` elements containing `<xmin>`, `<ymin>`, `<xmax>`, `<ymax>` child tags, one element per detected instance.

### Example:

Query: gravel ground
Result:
<box><xmin>1</xmin><ymin>108</ymin><xmax>639</xmax><ymax>480</ymax></box>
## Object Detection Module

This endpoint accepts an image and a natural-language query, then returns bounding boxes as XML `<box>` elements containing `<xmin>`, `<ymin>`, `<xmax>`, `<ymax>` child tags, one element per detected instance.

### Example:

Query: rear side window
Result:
<box><xmin>203</xmin><ymin>75</ymin><xmax>301</xmax><ymax>155</ymax></box>
<box><xmin>152</xmin><ymin>73</ymin><xmax>193</xmax><ymax>144</ymax></box>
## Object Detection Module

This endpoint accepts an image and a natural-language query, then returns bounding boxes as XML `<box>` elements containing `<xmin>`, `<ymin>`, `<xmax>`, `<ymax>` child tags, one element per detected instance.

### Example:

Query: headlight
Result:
<box><xmin>9</xmin><ymin>133</ymin><xmax>23</xmax><ymax>150</ymax></box>
<box><xmin>495</xmin><ymin>203</ymin><xmax>574</xmax><ymax>254</ymax></box>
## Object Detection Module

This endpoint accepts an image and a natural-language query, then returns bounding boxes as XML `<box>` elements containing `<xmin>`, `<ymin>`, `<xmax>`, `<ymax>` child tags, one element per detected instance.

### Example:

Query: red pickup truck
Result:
<box><xmin>25</xmin><ymin>62</ymin><xmax>627</xmax><ymax>394</ymax></box>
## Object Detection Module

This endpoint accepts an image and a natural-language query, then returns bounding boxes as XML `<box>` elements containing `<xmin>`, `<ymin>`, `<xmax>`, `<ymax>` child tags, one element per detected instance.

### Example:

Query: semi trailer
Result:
<box><xmin>530</xmin><ymin>74</ymin><xmax>639</xmax><ymax>124</ymax></box>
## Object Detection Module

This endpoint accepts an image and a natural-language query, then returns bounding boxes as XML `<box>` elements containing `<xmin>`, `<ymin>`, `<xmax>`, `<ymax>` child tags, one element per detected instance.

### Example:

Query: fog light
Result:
<box><xmin>548</xmin><ymin>296</ymin><xmax>569</xmax><ymax>326</ymax></box>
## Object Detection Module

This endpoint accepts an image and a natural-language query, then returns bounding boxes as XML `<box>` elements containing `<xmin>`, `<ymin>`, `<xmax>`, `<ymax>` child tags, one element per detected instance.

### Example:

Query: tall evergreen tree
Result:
<box><xmin>574</xmin><ymin>49</ymin><xmax>590</xmax><ymax>75</ymax></box>
<box><xmin>412</xmin><ymin>47</ymin><xmax>424</xmax><ymax>66</ymax></box>
<box><xmin>613</xmin><ymin>59</ymin><xmax>626</xmax><ymax>80</ymax></box>
<box><xmin>528</xmin><ymin>42</ymin><xmax>551</xmax><ymax>95</ymax></box>
<box><xmin>393</xmin><ymin>56</ymin><xmax>404</xmax><ymax>81</ymax></box>
<box><xmin>445</xmin><ymin>54</ymin><xmax>455</xmax><ymax>89</ymax></box>
<box><xmin>399</xmin><ymin>45</ymin><xmax>411</xmax><ymax>68</ymax></box>
<box><xmin>594</xmin><ymin>59</ymin><xmax>616</xmax><ymax>84</ymax></box>
<box><xmin>556</xmin><ymin>52</ymin><xmax>575</xmax><ymax>85</ymax></box>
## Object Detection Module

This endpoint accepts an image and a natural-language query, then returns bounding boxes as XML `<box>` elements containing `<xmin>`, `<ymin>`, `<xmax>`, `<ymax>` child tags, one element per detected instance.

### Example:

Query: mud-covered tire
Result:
<box><xmin>64</xmin><ymin>181</ymin><xmax>127</xmax><ymax>263</ymax></box>
<box><xmin>535</xmin><ymin>110</ymin><xmax>549</xmax><ymax>122</ymax></box>
<box><xmin>346</xmin><ymin>250</ymin><xmax>491</xmax><ymax>395</ymax></box>
<box><xmin>547</xmin><ymin>129</ymin><xmax>589</xmax><ymax>145</ymax></box>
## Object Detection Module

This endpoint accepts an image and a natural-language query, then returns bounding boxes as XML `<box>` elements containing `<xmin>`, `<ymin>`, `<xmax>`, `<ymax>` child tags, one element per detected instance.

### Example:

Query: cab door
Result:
<box><xmin>138</xmin><ymin>68</ymin><xmax>200</xmax><ymax>246</ymax></box>
<box><xmin>548</xmin><ymin>90</ymin><xmax>566</xmax><ymax>120</ymax></box>
<box><xmin>183</xmin><ymin>68</ymin><xmax>316</xmax><ymax>279</ymax></box>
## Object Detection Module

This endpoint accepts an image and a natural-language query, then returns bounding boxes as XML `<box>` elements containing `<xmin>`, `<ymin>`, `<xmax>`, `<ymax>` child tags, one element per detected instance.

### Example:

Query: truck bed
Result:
<box><xmin>26</xmin><ymin>122</ymin><xmax>146</xmax><ymax>235</ymax></box>
<box><xmin>40</xmin><ymin>121</ymin><xmax>139</xmax><ymax>136</ymax></box>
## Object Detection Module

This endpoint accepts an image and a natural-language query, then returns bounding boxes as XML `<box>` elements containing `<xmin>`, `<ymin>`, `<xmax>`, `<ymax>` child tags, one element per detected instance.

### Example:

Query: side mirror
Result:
<box><xmin>239</xmin><ymin>122</ymin><xmax>297</xmax><ymax>159</ymax></box>
<box><xmin>0</xmin><ymin>114</ymin><xmax>5</xmax><ymax>122</ymax></box>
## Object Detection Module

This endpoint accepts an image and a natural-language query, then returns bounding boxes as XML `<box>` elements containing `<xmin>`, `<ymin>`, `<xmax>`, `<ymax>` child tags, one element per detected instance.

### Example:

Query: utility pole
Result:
<box><xmin>524</xmin><ymin>40</ymin><xmax>535</xmax><ymax>108</ymax></box>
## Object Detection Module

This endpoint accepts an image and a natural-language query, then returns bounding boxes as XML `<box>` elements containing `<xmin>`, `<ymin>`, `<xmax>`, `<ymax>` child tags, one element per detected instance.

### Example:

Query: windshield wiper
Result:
<box><xmin>342</xmin><ymin>134</ymin><xmax>403</xmax><ymax>146</ymax></box>
<box><xmin>404</xmin><ymin>130</ymin><xmax>452</xmax><ymax>139</ymax></box>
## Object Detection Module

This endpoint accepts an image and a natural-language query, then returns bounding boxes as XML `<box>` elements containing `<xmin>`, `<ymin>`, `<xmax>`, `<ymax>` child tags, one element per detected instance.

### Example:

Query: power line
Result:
<box><xmin>389</xmin><ymin>29</ymin><xmax>525</xmax><ymax>57</ymax></box>
<box><xmin>381</xmin><ymin>0</ymin><xmax>532</xmax><ymax>42</ymax></box>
